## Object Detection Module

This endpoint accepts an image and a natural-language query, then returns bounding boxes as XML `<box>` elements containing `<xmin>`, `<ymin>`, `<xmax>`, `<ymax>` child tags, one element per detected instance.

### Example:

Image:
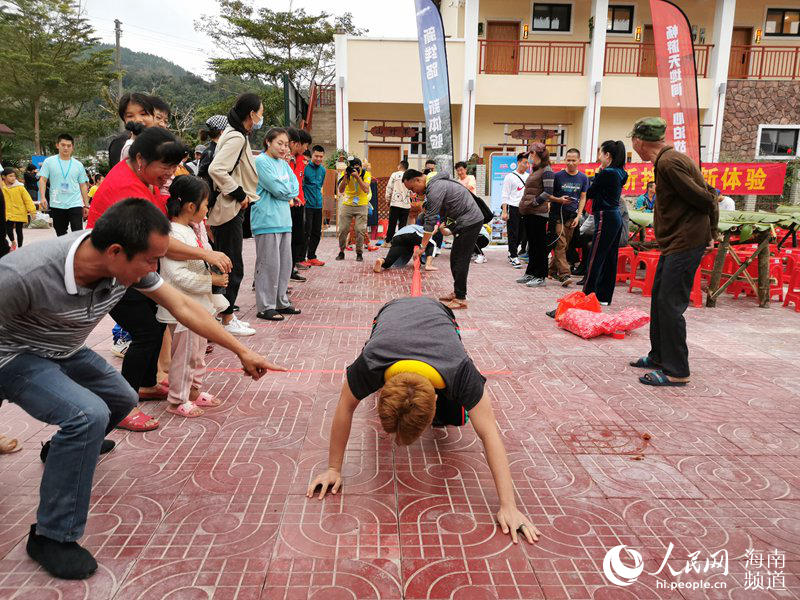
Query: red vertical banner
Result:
<box><xmin>649</xmin><ymin>0</ymin><xmax>701</xmax><ymax>165</ymax></box>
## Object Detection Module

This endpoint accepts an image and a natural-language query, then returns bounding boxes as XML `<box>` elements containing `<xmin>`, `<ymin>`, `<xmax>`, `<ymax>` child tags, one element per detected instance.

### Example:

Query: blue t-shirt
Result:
<box><xmin>302</xmin><ymin>163</ymin><xmax>326</xmax><ymax>209</ymax></box>
<box><xmin>552</xmin><ymin>170</ymin><xmax>589</xmax><ymax>214</ymax></box>
<box><xmin>39</xmin><ymin>156</ymin><xmax>88</xmax><ymax>209</ymax></box>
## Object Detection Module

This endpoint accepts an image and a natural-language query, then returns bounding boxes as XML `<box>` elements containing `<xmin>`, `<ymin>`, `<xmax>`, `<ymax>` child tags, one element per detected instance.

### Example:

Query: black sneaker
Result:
<box><xmin>232</xmin><ymin>304</ymin><xmax>240</xmax><ymax>312</ymax></box>
<box><xmin>290</xmin><ymin>271</ymin><xmax>307</xmax><ymax>282</ymax></box>
<box><xmin>26</xmin><ymin>524</ymin><xmax>98</xmax><ymax>580</ymax></box>
<box><xmin>546</xmin><ymin>309</ymin><xmax>557</xmax><ymax>319</ymax></box>
<box><xmin>40</xmin><ymin>439</ymin><xmax>115</xmax><ymax>463</ymax></box>
<box><xmin>335</xmin><ymin>252</ymin><xmax>345</xmax><ymax>261</ymax></box>
<box><xmin>355</xmin><ymin>253</ymin><xmax>363</xmax><ymax>262</ymax></box>
<box><xmin>276</xmin><ymin>306</ymin><xmax>301</xmax><ymax>315</ymax></box>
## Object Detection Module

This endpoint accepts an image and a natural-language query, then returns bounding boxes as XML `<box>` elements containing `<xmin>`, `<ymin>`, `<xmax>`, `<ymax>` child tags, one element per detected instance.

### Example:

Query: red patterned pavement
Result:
<box><xmin>1</xmin><ymin>230</ymin><xmax>799</xmax><ymax>599</ymax></box>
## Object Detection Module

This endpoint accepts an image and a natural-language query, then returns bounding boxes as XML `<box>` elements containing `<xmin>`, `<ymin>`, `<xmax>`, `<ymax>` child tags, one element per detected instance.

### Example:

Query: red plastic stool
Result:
<box><xmin>783</xmin><ymin>265</ymin><xmax>800</xmax><ymax>311</ymax></box>
<box><xmin>689</xmin><ymin>265</ymin><xmax>704</xmax><ymax>308</ymax></box>
<box><xmin>629</xmin><ymin>250</ymin><xmax>661</xmax><ymax>297</ymax></box>
<box><xmin>699</xmin><ymin>249</ymin><xmax>716</xmax><ymax>283</ymax></box>
<box><xmin>616</xmin><ymin>246</ymin><xmax>636</xmax><ymax>283</ymax></box>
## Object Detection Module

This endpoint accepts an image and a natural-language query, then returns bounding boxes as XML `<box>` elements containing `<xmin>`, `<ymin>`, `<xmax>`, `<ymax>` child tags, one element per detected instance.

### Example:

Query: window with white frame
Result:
<box><xmin>607</xmin><ymin>5</ymin><xmax>634</xmax><ymax>34</ymax></box>
<box><xmin>765</xmin><ymin>8</ymin><xmax>800</xmax><ymax>36</ymax></box>
<box><xmin>757</xmin><ymin>125</ymin><xmax>800</xmax><ymax>158</ymax></box>
<box><xmin>532</xmin><ymin>3</ymin><xmax>572</xmax><ymax>32</ymax></box>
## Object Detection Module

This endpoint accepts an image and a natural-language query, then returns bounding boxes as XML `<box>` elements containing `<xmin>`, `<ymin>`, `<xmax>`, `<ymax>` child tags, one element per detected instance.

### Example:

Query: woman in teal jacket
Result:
<box><xmin>252</xmin><ymin>128</ymin><xmax>301</xmax><ymax>321</ymax></box>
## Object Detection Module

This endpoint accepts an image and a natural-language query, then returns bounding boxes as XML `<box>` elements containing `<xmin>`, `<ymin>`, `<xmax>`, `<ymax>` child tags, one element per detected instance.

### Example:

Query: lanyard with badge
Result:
<box><xmin>58</xmin><ymin>158</ymin><xmax>73</xmax><ymax>195</ymax></box>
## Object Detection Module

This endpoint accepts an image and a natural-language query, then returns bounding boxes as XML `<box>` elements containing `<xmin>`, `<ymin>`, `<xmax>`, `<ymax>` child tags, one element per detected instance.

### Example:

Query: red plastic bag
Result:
<box><xmin>558</xmin><ymin>308</ymin><xmax>617</xmax><ymax>339</ymax></box>
<box><xmin>606</xmin><ymin>307</ymin><xmax>650</xmax><ymax>332</ymax></box>
<box><xmin>555</xmin><ymin>291</ymin><xmax>602</xmax><ymax>323</ymax></box>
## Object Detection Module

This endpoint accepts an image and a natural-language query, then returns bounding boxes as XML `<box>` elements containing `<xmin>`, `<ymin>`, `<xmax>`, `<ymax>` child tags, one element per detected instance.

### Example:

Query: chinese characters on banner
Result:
<box><xmin>415</xmin><ymin>0</ymin><xmax>454</xmax><ymax>175</ymax></box>
<box><xmin>650</xmin><ymin>0</ymin><xmax>701</xmax><ymax>164</ymax></box>
<box><xmin>549</xmin><ymin>162</ymin><xmax>788</xmax><ymax>196</ymax></box>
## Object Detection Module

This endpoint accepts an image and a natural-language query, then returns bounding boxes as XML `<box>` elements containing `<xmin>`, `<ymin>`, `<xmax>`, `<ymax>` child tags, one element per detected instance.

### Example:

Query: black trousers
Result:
<box><xmin>647</xmin><ymin>245</ymin><xmax>705</xmax><ymax>378</ymax></box>
<box><xmin>0</xmin><ymin>220</ymin><xmax>8</xmax><ymax>258</ymax></box>
<box><xmin>51</xmin><ymin>207</ymin><xmax>83</xmax><ymax>237</ymax></box>
<box><xmin>291</xmin><ymin>204</ymin><xmax>306</xmax><ymax>264</ymax></box>
<box><xmin>386</xmin><ymin>206</ymin><xmax>410</xmax><ymax>242</ymax></box>
<box><xmin>474</xmin><ymin>235</ymin><xmax>489</xmax><ymax>255</ymax></box>
<box><xmin>6</xmin><ymin>221</ymin><xmax>23</xmax><ymax>246</ymax></box>
<box><xmin>210</xmin><ymin>211</ymin><xmax>244</xmax><ymax>315</ymax></box>
<box><xmin>506</xmin><ymin>205</ymin><xmax>522</xmax><ymax>258</ymax></box>
<box><xmin>109</xmin><ymin>289</ymin><xmax>165</xmax><ymax>391</ymax></box>
<box><xmin>451</xmin><ymin>222</ymin><xmax>483</xmax><ymax>299</ymax></box>
<box><xmin>583</xmin><ymin>210</ymin><xmax>622</xmax><ymax>304</ymax></box>
<box><xmin>381</xmin><ymin>232</ymin><xmax>431</xmax><ymax>269</ymax></box>
<box><xmin>522</xmin><ymin>215</ymin><xmax>549</xmax><ymax>278</ymax></box>
<box><xmin>304</xmin><ymin>207</ymin><xmax>323</xmax><ymax>260</ymax></box>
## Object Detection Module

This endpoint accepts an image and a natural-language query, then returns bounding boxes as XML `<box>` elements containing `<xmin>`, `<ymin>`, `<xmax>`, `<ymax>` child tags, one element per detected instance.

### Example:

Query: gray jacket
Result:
<box><xmin>423</xmin><ymin>173</ymin><xmax>484</xmax><ymax>233</ymax></box>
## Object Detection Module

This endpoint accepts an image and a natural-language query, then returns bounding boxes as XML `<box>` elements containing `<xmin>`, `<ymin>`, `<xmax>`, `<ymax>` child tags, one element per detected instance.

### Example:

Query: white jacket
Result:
<box><xmin>385</xmin><ymin>170</ymin><xmax>411</xmax><ymax>209</ymax></box>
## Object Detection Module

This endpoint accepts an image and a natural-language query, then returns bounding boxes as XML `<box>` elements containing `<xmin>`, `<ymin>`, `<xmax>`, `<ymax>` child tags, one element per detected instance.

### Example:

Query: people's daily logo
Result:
<box><xmin>603</xmin><ymin>544</ymin><xmax>644</xmax><ymax>586</ymax></box>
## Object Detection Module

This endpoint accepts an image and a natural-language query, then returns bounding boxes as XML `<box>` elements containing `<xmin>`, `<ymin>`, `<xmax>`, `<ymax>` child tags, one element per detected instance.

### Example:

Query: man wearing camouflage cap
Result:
<box><xmin>628</xmin><ymin>117</ymin><xmax>718</xmax><ymax>387</ymax></box>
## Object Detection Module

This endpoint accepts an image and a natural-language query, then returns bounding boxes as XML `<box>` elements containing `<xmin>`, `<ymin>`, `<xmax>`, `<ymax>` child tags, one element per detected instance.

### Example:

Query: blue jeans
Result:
<box><xmin>0</xmin><ymin>348</ymin><xmax>137</xmax><ymax>542</ymax></box>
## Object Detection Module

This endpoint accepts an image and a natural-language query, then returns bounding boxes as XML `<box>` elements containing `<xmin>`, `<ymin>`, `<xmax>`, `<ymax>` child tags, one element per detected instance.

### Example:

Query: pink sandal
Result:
<box><xmin>193</xmin><ymin>392</ymin><xmax>222</xmax><ymax>408</ymax></box>
<box><xmin>166</xmin><ymin>402</ymin><xmax>204</xmax><ymax>418</ymax></box>
<box><xmin>117</xmin><ymin>411</ymin><xmax>159</xmax><ymax>432</ymax></box>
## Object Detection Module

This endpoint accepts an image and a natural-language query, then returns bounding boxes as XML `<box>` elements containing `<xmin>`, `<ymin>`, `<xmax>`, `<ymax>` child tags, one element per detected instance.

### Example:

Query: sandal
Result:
<box><xmin>0</xmin><ymin>434</ymin><xmax>21</xmax><ymax>454</ymax></box>
<box><xmin>630</xmin><ymin>356</ymin><xmax>658</xmax><ymax>369</ymax></box>
<box><xmin>193</xmin><ymin>392</ymin><xmax>222</xmax><ymax>408</ymax></box>
<box><xmin>166</xmin><ymin>402</ymin><xmax>204</xmax><ymax>418</ymax></box>
<box><xmin>117</xmin><ymin>411</ymin><xmax>159</xmax><ymax>432</ymax></box>
<box><xmin>139</xmin><ymin>382</ymin><xmax>169</xmax><ymax>400</ymax></box>
<box><xmin>438</xmin><ymin>292</ymin><xmax>456</xmax><ymax>302</ymax></box>
<box><xmin>442</xmin><ymin>298</ymin><xmax>468</xmax><ymax>310</ymax></box>
<box><xmin>257</xmin><ymin>309</ymin><xmax>284</xmax><ymax>321</ymax></box>
<box><xmin>639</xmin><ymin>370</ymin><xmax>688</xmax><ymax>387</ymax></box>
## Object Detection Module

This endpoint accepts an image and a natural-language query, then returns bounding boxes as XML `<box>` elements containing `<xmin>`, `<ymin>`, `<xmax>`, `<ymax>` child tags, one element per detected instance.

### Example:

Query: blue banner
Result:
<box><xmin>490</xmin><ymin>155</ymin><xmax>519</xmax><ymax>214</ymax></box>
<box><xmin>414</xmin><ymin>0</ymin><xmax>454</xmax><ymax>175</ymax></box>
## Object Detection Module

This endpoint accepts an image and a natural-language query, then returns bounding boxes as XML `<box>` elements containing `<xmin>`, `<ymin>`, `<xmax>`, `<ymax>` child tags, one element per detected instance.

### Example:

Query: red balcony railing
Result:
<box><xmin>728</xmin><ymin>45</ymin><xmax>800</xmax><ymax>80</ymax></box>
<box><xmin>603</xmin><ymin>43</ymin><xmax>712</xmax><ymax>77</ymax></box>
<box><xmin>315</xmin><ymin>84</ymin><xmax>336</xmax><ymax>106</ymax></box>
<box><xmin>478</xmin><ymin>40</ymin><xmax>588</xmax><ymax>75</ymax></box>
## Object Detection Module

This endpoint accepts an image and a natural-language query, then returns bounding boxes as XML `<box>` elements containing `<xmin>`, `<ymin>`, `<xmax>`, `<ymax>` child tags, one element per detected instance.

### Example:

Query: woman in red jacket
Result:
<box><xmin>89</xmin><ymin>127</ymin><xmax>232</xmax><ymax>431</ymax></box>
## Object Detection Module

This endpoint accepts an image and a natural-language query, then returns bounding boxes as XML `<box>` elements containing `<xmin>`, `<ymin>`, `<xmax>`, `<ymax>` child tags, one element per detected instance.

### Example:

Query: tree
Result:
<box><xmin>196</xmin><ymin>0</ymin><xmax>365</xmax><ymax>94</ymax></box>
<box><xmin>0</xmin><ymin>0</ymin><xmax>117</xmax><ymax>153</ymax></box>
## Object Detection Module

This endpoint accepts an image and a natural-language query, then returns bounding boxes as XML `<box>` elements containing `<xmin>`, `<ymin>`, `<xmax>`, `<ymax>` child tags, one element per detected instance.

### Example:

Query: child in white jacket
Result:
<box><xmin>157</xmin><ymin>175</ymin><xmax>229</xmax><ymax>417</ymax></box>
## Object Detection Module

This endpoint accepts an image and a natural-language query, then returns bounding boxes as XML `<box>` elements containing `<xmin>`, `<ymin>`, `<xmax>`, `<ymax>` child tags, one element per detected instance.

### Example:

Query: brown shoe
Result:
<box><xmin>442</xmin><ymin>298</ymin><xmax>468</xmax><ymax>310</ymax></box>
<box><xmin>438</xmin><ymin>292</ymin><xmax>456</xmax><ymax>302</ymax></box>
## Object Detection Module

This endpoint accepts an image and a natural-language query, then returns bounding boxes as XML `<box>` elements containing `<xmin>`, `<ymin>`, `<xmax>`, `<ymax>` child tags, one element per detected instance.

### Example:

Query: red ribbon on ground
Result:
<box><xmin>411</xmin><ymin>254</ymin><xmax>422</xmax><ymax>297</ymax></box>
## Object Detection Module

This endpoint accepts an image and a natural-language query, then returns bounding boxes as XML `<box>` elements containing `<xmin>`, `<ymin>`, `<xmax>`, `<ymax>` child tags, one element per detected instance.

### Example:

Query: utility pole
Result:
<box><xmin>114</xmin><ymin>19</ymin><xmax>123</xmax><ymax>96</ymax></box>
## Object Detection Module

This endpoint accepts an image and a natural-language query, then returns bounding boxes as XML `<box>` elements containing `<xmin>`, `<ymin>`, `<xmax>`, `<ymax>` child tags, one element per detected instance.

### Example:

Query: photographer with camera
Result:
<box><xmin>336</xmin><ymin>157</ymin><xmax>372</xmax><ymax>262</ymax></box>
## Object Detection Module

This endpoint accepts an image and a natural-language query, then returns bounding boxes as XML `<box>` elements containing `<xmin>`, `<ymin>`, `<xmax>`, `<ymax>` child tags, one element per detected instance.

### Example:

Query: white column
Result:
<box><xmin>580</xmin><ymin>0</ymin><xmax>609</xmax><ymax>159</ymax></box>
<box><xmin>334</xmin><ymin>33</ymin><xmax>349</xmax><ymax>152</ymax></box>
<box><xmin>459</xmin><ymin>0</ymin><xmax>479</xmax><ymax>161</ymax></box>
<box><xmin>704</xmin><ymin>0</ymin><xmax>736</xmax><ymax>162</ymax></box>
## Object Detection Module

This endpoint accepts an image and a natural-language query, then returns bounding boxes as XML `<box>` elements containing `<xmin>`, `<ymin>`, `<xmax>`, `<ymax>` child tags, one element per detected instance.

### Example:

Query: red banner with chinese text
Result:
<box><xmin>650</xmin><ymin>0</ymin><xmax>701</xmax><ymax>164</ymax></box>
<box><xmin>550</xmin><ymin>163</ymin><xmax>787</xmax><ymax>196</ymax></box>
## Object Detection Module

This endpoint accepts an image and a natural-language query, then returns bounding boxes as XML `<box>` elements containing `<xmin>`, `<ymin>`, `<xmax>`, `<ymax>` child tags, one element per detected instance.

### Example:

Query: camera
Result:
<box><xmin>345</xmin><ymin>157</ymin><xmax>362</xmax><ymax>178</ymax></box>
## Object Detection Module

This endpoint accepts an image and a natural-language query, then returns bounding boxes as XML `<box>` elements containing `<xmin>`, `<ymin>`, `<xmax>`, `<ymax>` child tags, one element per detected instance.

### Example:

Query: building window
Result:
<box><xmin>757</xmin><ymin>126</ymin><xmax>799</xmax><ymax>158</ymax></box>
<box><xmin>607</xmin><ymin>5</ymin><xmax>634</xmax><ymax>34</ymax></box>
<box><xmin>765</xmin><ymin>8</ymin><xmax>800</xmax><ymax>36</ymax></box>
<box><xmin>410</xmin><ymin>127</ymin><xmax>427</xmax><ymax>156</ymax></box>
<box><xmin>532</xmin><ymin>3</ymin><xmax>572</xmax><ymax>32</ymax></box>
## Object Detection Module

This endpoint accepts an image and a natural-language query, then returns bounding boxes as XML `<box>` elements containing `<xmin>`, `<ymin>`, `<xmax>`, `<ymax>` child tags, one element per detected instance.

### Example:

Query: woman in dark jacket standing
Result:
<box><xmin>583</xmin><ymin>140</ymin><xmax>628</xmax><ymax>305</ymax></box>
<box><xmin>516</xmin><ymin>142</ymin><xmax>554</xmax><ymax>288</ymax></box>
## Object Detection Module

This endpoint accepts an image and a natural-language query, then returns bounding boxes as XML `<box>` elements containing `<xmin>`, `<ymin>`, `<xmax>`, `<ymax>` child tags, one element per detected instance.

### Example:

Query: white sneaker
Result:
<box><xmin>526</xmin><ymin>277</ymin><xmax>546</xmax><ymax>287</ymax></box>
<box><xmin>474</xmin><ymin>254</ymin><xmax>487</xmax><ymax>264</ymax></box>
<box><xmin>111</xmin><ymin>339</ymin><xmax>130</xmax><ymax>358</ymax></box>
<box><xmin>224</xmin><ymin>315</ymin><xmax>256</xmax><ymax>336</ymax></box>
<box><xmin>509</xmin><ymin>257</ymin><xmax>522</xmax><ymax>268</ymax></box>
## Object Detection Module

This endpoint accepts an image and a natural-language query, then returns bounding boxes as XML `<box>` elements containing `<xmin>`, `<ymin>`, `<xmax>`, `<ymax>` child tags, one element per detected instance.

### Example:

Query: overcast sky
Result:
<box><xmin>82</xmin><ymin>0</ymin><xmax>418</xmax><ymax>78</ymax></box>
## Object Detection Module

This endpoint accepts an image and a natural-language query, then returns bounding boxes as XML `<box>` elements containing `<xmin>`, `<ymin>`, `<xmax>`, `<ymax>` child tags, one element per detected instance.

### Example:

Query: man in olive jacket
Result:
<box><xmin>629</xmin><ymin>117</ymin><xmax>718</xmax><ymax>387</ymax></box>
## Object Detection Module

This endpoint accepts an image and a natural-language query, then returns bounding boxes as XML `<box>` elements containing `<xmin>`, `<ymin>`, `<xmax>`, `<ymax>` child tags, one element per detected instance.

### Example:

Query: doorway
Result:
<box><xmin>485</xmin><ymin>21</ymin><xmax>519</xmax><ymax>74</ymax></box>
<box><xmin>367</xmin><ymin>145</ymin><xmax>401</xmax><ymax>178</ymax></box>
<box><xmin>728</xmin><ymin>27</ymin><xmax>753</xmax><ymax>79</ymax></box>
<box><xmin>639</xmin><ymin>25</ymin><xmax>656</xmax><ymax>76</ymax></box>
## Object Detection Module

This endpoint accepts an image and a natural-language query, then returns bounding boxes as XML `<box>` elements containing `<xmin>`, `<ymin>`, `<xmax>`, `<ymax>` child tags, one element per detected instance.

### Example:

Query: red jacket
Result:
<box><xmin>88</xmin><ymin>160</ymin><xmax>167</xmax><ymax>227</ymax></box>
<box><xmin>290</xmin><ymin>153</ymin><xmax>308</xmax><ymax>206</ymax></box>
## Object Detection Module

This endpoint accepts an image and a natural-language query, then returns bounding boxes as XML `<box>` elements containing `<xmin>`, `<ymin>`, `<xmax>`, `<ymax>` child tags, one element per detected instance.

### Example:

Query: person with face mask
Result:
<box><xmin>207</xmin><ymin>93</ymin><xmax>264</xmax><ymax>336</ymax></box>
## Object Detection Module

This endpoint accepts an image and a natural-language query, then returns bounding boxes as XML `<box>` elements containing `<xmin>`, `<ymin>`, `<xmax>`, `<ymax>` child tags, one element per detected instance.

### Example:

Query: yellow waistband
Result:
<box><xmin>384</xmin><ymin>360</ymin><xmax>445</xmax><ymax>389</ymax></box>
